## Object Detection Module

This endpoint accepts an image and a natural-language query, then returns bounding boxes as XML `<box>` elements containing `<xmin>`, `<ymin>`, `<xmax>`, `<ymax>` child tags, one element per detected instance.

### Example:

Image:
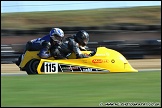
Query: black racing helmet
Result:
<box><xmin>75</xmin><ymin>30</ymin><xmax>89</xmax><ymax>46</ymax></box>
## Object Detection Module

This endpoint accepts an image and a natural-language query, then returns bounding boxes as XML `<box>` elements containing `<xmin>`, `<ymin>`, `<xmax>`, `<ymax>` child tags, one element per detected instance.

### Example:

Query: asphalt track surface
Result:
<box><xmin>1</xmin><ymin>59</ymin><xmax>161</xmax><ymax>76</ymax></box>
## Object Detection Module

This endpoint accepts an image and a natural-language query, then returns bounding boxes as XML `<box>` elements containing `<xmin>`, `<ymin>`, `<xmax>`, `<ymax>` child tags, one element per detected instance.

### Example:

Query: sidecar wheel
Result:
<box><xmin>25</xmin><ymin>59</ymin><xmax>40</xmax><ymax>75</ymax></box>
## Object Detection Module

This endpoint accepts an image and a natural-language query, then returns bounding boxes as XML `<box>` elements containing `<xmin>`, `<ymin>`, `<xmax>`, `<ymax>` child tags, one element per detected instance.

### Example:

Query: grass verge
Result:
<box><xmin>1</xmin><ymin>71</ymin><xmax>161</xmax><ymax>107</ymax></box>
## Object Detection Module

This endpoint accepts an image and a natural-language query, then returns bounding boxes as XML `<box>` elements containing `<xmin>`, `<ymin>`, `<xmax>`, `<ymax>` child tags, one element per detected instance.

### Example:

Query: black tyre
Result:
<box><xmin>25</xmin><ymin>59</ymin><xmax>40</xmax><ymax>75</ymax></box>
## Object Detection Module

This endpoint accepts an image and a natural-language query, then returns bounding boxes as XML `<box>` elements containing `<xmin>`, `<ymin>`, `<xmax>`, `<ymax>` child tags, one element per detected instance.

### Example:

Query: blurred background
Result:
<box><xmin>1</xmin><ymin>1</ymin><xmax>161</xmax><ymax>63</ymax></box>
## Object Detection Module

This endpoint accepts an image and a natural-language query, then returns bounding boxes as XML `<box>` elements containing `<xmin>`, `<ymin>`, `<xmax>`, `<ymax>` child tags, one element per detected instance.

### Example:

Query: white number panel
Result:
<box><xmin>44</xmin><ymin>62</ymin><xmax>58</xmax><ymax>73</ymax></box>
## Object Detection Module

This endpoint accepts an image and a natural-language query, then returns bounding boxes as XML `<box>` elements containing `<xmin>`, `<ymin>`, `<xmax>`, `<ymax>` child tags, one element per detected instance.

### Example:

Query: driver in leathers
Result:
<box><xmin>50</xmin><ymin>30</ymin><xmax>95</xmax><ymax>59</ymax></box>
<box><xmin>15</xmin><ymin>28</ymin><xmax>64</xmax><ymax>66</ymax></box>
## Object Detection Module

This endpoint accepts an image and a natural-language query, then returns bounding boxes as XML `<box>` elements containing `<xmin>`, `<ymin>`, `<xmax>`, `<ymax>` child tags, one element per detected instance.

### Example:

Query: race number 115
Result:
<box><xmin>44</xmin><ymin>62</ymin><xmax>58</xmax><ymax>73</ymax></box>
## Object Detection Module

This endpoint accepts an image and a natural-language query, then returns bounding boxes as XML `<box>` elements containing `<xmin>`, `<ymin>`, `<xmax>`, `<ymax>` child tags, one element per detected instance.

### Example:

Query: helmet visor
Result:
<box><xmin>84</xmin><ymin>38</ymin><xmax>89</xmax><ymax>45</ymax></box>
<box><xmin>80</xmin><ymin>38</ymin><xmax>89</xmax><ymax>46</ymax></box>
<box><xmin>51</xmin><ymin>34</ymin><xmax>62</xmax><ymax>42</ymax></box>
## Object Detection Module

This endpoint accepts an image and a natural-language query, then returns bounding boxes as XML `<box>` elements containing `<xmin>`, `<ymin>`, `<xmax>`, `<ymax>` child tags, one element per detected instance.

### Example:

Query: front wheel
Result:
<box><xmin>25</xmin><ymin>59</ymin><xmax>40</xmax><ymax>75</ymax></box>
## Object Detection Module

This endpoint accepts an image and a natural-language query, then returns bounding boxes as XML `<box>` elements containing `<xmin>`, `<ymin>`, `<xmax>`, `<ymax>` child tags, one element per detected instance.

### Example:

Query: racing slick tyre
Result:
<box><xmin>25</xmin><ymin>59</ymin><xmax>40</xmax><ymax>75</ymax></box>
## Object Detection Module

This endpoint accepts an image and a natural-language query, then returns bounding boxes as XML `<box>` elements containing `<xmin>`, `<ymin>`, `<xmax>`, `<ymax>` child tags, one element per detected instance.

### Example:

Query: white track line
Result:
<box><xmin>1</xmin><ymin>73</ymin><xmax>27</xmax><ymax>76</ymax></box>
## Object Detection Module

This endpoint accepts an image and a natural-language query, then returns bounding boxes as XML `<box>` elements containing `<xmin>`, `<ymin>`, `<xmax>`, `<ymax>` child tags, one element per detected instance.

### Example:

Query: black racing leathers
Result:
<box><xmin>54</xmin><ymin>35</ymin><xmax>90</xmax><ymax>59</ymax></box>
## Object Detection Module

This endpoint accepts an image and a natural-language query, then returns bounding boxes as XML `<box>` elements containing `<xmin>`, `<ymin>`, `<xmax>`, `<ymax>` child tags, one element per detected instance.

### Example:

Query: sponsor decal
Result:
<box><xmin>82</xmin><ymin>68</ymin><xmax>92</xmax><ymax>72</ymax></box>
<box><xmin>62</xmin><ymin>67</ymin><xmax>71</xmax><ymax>70</ymax></box>
<box><xmin>111</xmin><ymin>59</ymin><xmax>115</xmax><ymax>63</ymax></box>
<box><xmin>92</xmin><ymin>59</ymin><xmax>103</xmax><ymax>63</ymax></box>
<box><xmin>71</xmin><ymin>66</ymin><xmax>79</xmax><ymax>69</ymax></box>
<box><xmin>62</xmin><ymin>66</ymin><xmax>79</xmax><ymax>70</ymax></box>
<box><xmin>92</xmin><ymin>59</ymin><xmax>109</xmax><ymax>63</ymax></box>
<box><xmin>42</xmin><ymin>63</ymin><xmax>109</xmax><ymax>73</ymax></box>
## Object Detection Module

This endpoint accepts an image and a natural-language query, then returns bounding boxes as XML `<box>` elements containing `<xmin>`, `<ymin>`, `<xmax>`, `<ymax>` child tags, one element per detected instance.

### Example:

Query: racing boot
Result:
<box><xmin>15</xmin><ymin>54</ymin><xmax>24</xmax><ymax>67</ymax></box>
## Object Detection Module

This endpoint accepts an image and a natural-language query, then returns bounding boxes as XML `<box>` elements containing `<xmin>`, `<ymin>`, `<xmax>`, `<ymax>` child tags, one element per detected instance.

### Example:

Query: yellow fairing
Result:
<box><xmin>19</xmin><ymin>51</ymin><xmax>54</xmax><ymax>68</ymax></box>
<box><xmin>20</xmin><ymin>47</ymin><xmax>138</xmax><ymax>74</ymax></box>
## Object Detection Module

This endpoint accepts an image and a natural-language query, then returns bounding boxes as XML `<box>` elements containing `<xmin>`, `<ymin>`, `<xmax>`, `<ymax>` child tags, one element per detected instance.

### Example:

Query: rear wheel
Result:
<box><xmin>25</xmin><ymin>59</ymin><xmax>40</xmax><ymax>75</ymax></box>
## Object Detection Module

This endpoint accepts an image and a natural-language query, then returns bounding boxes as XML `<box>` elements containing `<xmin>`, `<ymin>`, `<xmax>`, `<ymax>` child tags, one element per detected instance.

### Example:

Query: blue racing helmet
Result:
<box><xmin>49</xmin><ymin>28</ymin><xmax>64</xmax><ymax>41</ymax></box>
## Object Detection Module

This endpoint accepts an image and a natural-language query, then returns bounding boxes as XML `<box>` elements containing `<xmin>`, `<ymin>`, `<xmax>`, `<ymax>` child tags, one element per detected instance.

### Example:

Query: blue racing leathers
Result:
<box><xmin>25</xmin><ymin>34</ymin><xmax>60</xmax><ymax>58</ymax></box>
<box><xmin>16</xmin><ymin>34</ymin><xmax>61</xmax><ymax>67</ymax></box>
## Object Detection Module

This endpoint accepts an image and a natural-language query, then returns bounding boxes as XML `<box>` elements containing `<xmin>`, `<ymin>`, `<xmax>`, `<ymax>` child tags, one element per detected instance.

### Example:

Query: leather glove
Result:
<box><xmin>89</xmin><ymin>49</ymin><xmax>96</xmax><ymax>56</ymax></box>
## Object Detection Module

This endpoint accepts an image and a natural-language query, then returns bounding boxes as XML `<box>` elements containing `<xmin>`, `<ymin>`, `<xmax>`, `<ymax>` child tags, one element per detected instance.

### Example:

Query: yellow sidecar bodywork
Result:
<box><xmin>19</xmin><ymin>47</ymin><xmax>138</xmax><ymax>74</ymax></box>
